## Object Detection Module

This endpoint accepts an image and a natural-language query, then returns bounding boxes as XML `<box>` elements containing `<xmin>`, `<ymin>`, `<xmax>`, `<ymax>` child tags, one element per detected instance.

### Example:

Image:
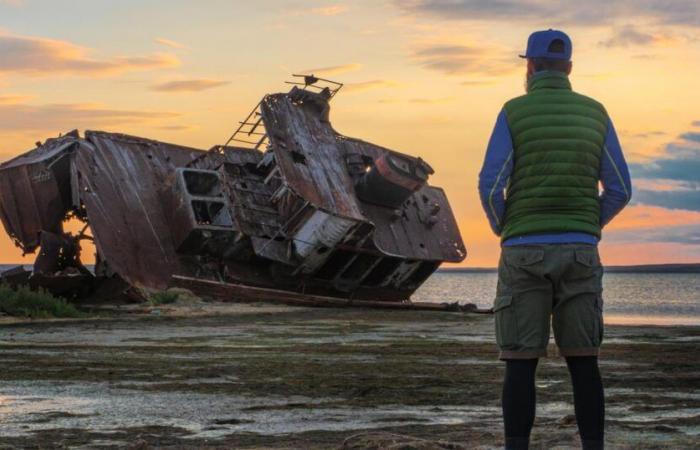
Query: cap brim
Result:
<box><xmin>518</xmin><ymin>54</ymin><xmax>527</xmax><ymax>58</ymax></box>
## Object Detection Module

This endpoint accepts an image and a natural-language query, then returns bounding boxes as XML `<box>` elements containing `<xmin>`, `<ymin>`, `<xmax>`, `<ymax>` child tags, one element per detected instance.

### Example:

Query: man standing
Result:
<box><xmin>478</xmin><ymin>30</ymin><xmax>632</xmax><ymax>450</ymax></box>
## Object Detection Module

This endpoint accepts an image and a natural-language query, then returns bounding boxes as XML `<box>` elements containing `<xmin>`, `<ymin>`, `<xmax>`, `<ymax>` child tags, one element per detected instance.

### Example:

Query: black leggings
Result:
<box><xmin>502</xmin><ymin>356</ymin><xmax>604</xmax><ymax>450</ymax></box>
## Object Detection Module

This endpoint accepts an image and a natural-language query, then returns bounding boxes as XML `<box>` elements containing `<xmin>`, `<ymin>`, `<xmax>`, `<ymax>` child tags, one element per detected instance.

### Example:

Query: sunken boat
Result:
<box><xmin>0</xmin><ymin>76</ymin><xmax>466</xmax><ymax>306</ymax></box>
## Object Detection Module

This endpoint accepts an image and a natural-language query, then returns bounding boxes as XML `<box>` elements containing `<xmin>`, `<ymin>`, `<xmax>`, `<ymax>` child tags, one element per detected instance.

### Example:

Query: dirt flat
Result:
<box><xmin>0</xmin><ymin>303</ymin><xmax>698</xmax><ymax>449</ymax></box>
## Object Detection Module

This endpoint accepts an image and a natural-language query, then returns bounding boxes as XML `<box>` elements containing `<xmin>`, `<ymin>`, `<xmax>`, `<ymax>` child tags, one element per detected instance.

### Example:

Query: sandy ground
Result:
<box><xmin>0</xmin><ymin>301</ymin><xmax>698</xmax><ymax>449</ymax></box>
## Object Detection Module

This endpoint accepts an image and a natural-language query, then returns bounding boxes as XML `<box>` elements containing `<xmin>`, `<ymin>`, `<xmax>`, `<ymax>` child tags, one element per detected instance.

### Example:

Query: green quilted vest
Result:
<box><xmin>501</xmin><ymin>71</ymin><xmax>608</xmax><ymax>241</ymax></box>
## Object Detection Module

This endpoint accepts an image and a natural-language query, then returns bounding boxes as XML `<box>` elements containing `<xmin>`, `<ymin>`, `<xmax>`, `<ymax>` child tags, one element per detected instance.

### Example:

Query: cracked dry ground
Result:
<box><xmin>0</xmin><ymin>304</ymin><xmax>698</xmax><ymax>449</ymax></box>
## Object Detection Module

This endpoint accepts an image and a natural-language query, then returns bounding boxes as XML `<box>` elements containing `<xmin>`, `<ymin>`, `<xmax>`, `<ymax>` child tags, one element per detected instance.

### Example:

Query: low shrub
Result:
<box><xmin>149</xmin><ymin>290</ymin><xmax>180</xmax><ymax>306</ymax></box>
<box><xmin>0</xmin><ymin>283</ymin><xmax>84</xmax><ymax>318</ymax></box>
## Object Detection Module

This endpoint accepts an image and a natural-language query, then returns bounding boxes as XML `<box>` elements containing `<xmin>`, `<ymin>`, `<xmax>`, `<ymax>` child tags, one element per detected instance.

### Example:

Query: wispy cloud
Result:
<box><xmin>629</xmin><ymin>127</ymin><xmax>700</xmax><ymax>212</ymax></box>
<box><xmin>154</xmin><ymin>124</ymin><xmax>197</xmax><ymax>131</ymax></box>
<box><xmin>607</xmin><ymin>224</ymin><xmax>700</xmax><ymax>245</ymax></box>
<box><xmin>598</xmin><ymin>25</ymin><xmax>681</xmax><ymax>48</ymax></box>
<box><xmin>307</xmin><ymin>5</ymin><xmax>349</xmax><ymax>16</ymax></box>
<box><xmin>155</xmin><ymin>38</ymin><xmax>187</xmax><ymax>49</ymax></box>
<box><xmin>0</xmin><ymin>101</ymin><xmax>180</xmax><ymax>131</ymax></box>
<box><xmin>461</xmin><ymin>79</ymin><xmax>498</xmax><ymax>86</ymax></box>
<box><xmin>633</xmin><ymin>189</ymin><xmax>700</xmax><ymax>212</ymax></box>
<box><xmin>300</xmin><ymin>63</ymin><xmax>363</xmax><ymax>76</ymax></box>
<box><xmin>0</xmin><ymin>94</ymin><xmax>33</xmax><ymax>104</ymax></box>
<box><xmin>410</xmin><ymin>43</ymin><xmax>514</xmax><ymax>76</ymax></box>
<box><xmin>342</xmin><ymin>79</ymin><xmax>400</xmax><ymax>93</ymax></box>
<box><xmin>0</xmin><ymin>32</ymin><xmax>180</xmax><ymax>76</ymax></box>
<box><xmin>408</xmin><ymin>97</ymin><xmax>454</xmax><ymax>104</ymax></box>
<box><xmin>394</xmin><ymin>0</ymin><xmax>700</xmax><ymax>27</ymax></box>
<box><xmin>378</xmin><ymin>96</ymin><xmax>454</xmax><ymax>104</ymax></box>
<box><xmin>679</xmin><ymin>132</ymin><xmax>700</xmax><ymax>143</ymax></box>
<box><xmin>619</xmin><ymin>129</ymin><xmax>667</xmax><ymax>139</ymax></box>
<box><xmin>151</xmin><ymin>78</ymin><xmax>230</xmax><ymax>92</ymax></box>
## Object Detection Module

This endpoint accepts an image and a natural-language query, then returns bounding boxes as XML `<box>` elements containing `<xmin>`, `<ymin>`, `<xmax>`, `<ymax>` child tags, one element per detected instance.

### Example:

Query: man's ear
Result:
<box><xmin>566</xmin><ymin>61</ymin><xmax>573</xmax><ymax>75</ymax></box>
<box><xmin>527</xmin><ymin>59</ymin><xmax>535</xmax><ymax>76</ymax></box>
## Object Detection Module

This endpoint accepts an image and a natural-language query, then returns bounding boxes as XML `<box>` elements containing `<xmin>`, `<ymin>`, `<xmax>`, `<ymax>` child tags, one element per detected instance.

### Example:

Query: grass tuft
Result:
<box><xmin>149</xmin><ymin>290</ymin><xmax>180</xmax><ymax>306</ymax></box>
<box><xmin>0</xmin><ymin>283</ymin><xmax>84</xmax><ymax>318</ymax></box>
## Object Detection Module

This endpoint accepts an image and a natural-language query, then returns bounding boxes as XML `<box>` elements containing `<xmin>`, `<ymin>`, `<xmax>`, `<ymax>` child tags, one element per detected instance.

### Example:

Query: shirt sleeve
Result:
<box><xmin>478</xmin><ymin>109</ymin><xmax>514</xmax><ymax>236</ymax></box>
<box><xmin>599</xmin><ymin>118</ymin><xmax>632</xmax><ymax>227</ymax></box>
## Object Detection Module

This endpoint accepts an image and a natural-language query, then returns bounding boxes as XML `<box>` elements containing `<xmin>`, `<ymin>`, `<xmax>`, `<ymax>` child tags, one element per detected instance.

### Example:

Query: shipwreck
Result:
<box><xmin>0</xmin><ymin>76</ymin><xmax>466</xmax><ymax>308</ymax></box>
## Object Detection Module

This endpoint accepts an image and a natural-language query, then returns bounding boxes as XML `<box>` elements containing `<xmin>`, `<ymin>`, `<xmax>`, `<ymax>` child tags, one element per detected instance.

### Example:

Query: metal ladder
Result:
<box><xmin>223</xmin><ymin>98</ymin><xmax>269</xmax><ymax>150</ymax></box>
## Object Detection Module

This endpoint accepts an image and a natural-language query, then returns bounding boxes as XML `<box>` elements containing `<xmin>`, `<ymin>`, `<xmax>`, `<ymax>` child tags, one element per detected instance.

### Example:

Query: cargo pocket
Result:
<box><xmin>573</xmin><ymin>248</ymin><xmax>604</xmax><ymax>290</ymax></box>
<box><xmin>574</xmin><ymin>248</ymin><xmax>601</xmax><ymax>268</ymax></box>
<box><xmin>504</xmin><ymin>248</ymin><xmax>545</xmax><ymax>269</ymax></box>
<box><xmin>594</xmin><ymin>294</ymin><xmax>604</xmax><ymax>345</ymax></box>
<box><xmin>503</xmin><ymin>248</ymin><xmax>545</xmax><ymax>288</ymax></box>
<box><xmin>494</xmin><ymin>295</ymin><xmax>517</xmax><ymax>348</ymax></box>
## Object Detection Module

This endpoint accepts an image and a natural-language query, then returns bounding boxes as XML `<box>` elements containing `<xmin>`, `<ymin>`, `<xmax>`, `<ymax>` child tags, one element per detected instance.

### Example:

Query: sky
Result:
<box><xmin>0</xmin><ymin>0</ymin><xmax>699</xmax><ymax>267</ymax></box>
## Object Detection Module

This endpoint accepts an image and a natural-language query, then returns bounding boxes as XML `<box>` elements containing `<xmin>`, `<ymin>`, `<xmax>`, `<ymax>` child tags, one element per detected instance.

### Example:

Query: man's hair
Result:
<box><xmin>530</xmin><ymin>57</ymin><xmax>571</xmax><ymax>72</ymax></box>
<box><xmin>529</xmin><ymin>38</ymin><xmax>570</xmax><ymax>73</ymax></box>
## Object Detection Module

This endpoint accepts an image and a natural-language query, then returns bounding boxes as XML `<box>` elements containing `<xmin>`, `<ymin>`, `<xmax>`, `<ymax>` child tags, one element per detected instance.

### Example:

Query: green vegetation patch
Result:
<box><xmin>148</xmin><ymin>288</ymin><xmax>202</xmax><ymax>306</ymax></box>
<box><xmin>0</xmin><ymin>283</ymin><xmax>84</xmax><ymax>318</ymax></box>
<box><xmin>149</xmin><ymin>290</ymin><xmax>180</xmax><ymax>306</ymax></box>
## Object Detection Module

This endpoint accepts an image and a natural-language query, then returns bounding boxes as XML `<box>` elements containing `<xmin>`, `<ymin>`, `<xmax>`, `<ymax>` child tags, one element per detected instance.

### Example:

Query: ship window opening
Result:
<box><xmin>191</xmin><ymin>200</ymin><xmax>233</xmax><ymax>227</ymax></box>
<box><xmin>314</xmin><ymin>250</ymin><xmax>354</xmax><ymax>280</ymax></box>
<box><xmin>340</xmin><ymin>254</ymin><xmax>378</xmax><ymax>280</ymax></box>
<box><xmin>183</xmin><ymin>170</ymin><xmax>222</xmax><ymax>197</ymax></box>
<box><xmin>363</xmin><ymin>257</ymin><xmax>402</xmax><ymax>286</ymax></box>
<box><xmin>406</xmin><ymin>261</ymin><xmax>440</xmax><ymax>286</ymax></box>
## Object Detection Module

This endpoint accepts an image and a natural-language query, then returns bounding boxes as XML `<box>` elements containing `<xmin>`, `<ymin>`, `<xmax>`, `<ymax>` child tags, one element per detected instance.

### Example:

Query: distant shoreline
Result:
<box><xmin>439</xmin><ymin>263</ymin><xmax>700</xmax><ymax>274</ymax></box>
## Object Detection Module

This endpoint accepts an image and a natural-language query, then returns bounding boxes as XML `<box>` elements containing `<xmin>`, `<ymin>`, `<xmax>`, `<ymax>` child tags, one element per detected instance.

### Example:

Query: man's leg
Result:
<box><xmin>552</xmin><ymin>245</ymin><xmax>605</xmax><ymax>449</ymax></box>
<box><xmin>495</xmin><ymin>246</ymin><xmax>553</xmax><ymax>449</ymax></box>
<box><xmin>566</xmin><ymin>356</ymin><xmax>605</xmax><ymax>450</ymax></box>
<box><xmin>502</xmin><ymin>358</ymin><xmax>539</xmax><ymax>450</ymax></box>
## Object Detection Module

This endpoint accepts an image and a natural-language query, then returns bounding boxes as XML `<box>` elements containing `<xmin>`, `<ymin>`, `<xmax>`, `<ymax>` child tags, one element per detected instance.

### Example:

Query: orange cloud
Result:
<box><xmin>154</xmin><ymin>37</ymin><xmax>187</xmax><ymax>49</ymax></box>
<box><xmin>300</xmin><ymin>63</ymin><xmax>363</xmax><ymax>76</ymax></box>
<box><xmin>308</xmin><ymin>5</ymin><xmax>349</xmax><ymax>16</ymax></box>
<box><xmin>598</xmin><ymin>25</ymin><xmax>685</xmax><ymax>48</ymax></box>
<box><xmin>0</xmin><ymin>94</ymin><xmax>33</xmax><ymax>104</ymax></box>
<box><xmin>409</xmin><ymin>97</ymin><xmax>454</xmax><ymax>104</ymax></box>
<box><xmin>154</xmin><ymin>124</ymin><xmax>197</xmax><ymax>131</ymax></box>
<box><xmin>0</xmin><ymin>101</ymin><xmax>180</xmax><ymax>133</ymax></box>
<box><xmin>606</xmin><ymin>204</ymin><xmax>700</xmax><ymax>230</ymax></box>
<box><xmin>600</xmin><ymin>242</ymin><xmax>700</xmax><ymax>265</ymax></box>
<box><xmin>151</xmin><ymin>79</ymin><xmax>230</xmax><ymax>92</ymax></box>
<box><xmin>0</xmin><ymin>32</ymin><xmax>180</xmax><ymax>76</ymax></box>
<box><xmin>343</xmin><ymin>79</ymin><xmax>400</xmax><ymax>93</ymax></box>
<box><xmin>410</xmin><ymin>43</ymin><xmax>515</xmax><ymax>76</ymax></box>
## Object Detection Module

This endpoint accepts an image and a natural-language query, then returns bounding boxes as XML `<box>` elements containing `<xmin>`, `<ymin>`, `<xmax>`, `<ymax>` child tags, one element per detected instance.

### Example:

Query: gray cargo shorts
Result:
<box><xmin>494</xmin><ymin>244</ymin><xmax>604</xmax><ymax>360</ymax></box>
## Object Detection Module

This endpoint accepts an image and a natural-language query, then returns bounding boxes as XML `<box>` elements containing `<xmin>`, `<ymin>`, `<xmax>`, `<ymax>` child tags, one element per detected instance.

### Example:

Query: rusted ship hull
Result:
<box><xmin>0</xmin><ymin>80</ymin><xmax>466</xmax><ymax>303</ymax></box>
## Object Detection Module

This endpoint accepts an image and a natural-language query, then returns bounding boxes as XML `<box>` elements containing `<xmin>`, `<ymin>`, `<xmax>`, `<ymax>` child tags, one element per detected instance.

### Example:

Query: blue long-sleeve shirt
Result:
<box><xmin>478</xmin><ymin>109</ymin><xmax>632</xmax><ymax>246</ymax></box>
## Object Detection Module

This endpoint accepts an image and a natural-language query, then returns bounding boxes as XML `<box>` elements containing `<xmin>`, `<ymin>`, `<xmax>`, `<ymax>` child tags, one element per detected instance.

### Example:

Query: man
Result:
<box><xmin>478</xmin><ymin>30</ymin><xmax>632</xmax><ymax>450</ymax></box>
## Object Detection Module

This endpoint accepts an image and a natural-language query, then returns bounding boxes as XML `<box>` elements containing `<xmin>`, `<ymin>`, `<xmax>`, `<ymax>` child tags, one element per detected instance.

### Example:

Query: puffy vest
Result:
<box><xmin>501</xmin><ymin>71</ymin><xmax>608</xmax><ymax>241</ymax></box>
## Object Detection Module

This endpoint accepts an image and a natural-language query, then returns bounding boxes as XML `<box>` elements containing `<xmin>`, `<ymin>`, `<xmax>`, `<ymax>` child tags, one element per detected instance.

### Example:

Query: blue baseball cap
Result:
<box><xmin>519</xmin><ymin>29</ymin><xmax>572</xmax><ymax>60</ymax></box>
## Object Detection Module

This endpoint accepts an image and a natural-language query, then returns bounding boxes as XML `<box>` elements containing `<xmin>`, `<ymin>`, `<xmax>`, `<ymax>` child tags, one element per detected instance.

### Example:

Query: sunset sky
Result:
<box><xmin>0</xmin><ymin>0</ymin><xmax>699</xmax><ymax>266</ymax></box>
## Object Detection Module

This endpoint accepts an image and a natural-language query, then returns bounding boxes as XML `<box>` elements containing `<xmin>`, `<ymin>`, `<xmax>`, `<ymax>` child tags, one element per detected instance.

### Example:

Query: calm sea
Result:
<box><xmin>2</xmin><ymin>265</ymin><xmax>698</xmax><ymax>326</ymax></box>
<box><xmin>415</xmin><ymin>271</ymin><xmax>700</xmax><ymax>326</ymax></box>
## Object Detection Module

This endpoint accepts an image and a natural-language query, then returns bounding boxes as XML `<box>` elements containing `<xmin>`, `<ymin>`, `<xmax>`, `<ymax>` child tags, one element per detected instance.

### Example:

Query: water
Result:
<box><xmin>2</xmin><ymin>265</ymin><xmax>698</xmax><ymax>326</ymax></box>
<box><xmin>414</xmin><ymin>271</ymin><xmax>700</xmax><ymax>326</ymax></box>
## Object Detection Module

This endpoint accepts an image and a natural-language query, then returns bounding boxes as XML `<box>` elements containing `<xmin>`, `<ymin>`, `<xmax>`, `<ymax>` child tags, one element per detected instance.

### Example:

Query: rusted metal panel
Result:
<box><xmin>362</xmin><ymin>187</ymin><xmax>466</xmax><ymax>262</ymax></box>
<box><xmin>339</xmin><ymin>136</ymin><xmax>466</xmax><ymax>262</ymax></box>
<box><xmin>74</xmin><ymin>131</ymin><xmax>203</xmax><ymax>289</ymax></box>
<box><xmin>261</xmin><ymin>94</ymin><xmax>365</xmax><ymax>221</ymax></box>
<box><xmin>0</xmin><ymin>136</ymin><xmax>77</xmax><ymax>252</ymax></box>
